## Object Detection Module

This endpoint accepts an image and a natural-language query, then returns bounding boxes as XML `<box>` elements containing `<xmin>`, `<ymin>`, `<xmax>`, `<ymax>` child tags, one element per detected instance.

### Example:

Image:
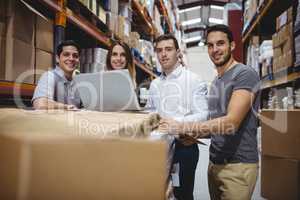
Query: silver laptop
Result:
<box><xmin>74</xmin><ymin>70</ymin><xmax>141</xmax><ymax>111</ymax></box>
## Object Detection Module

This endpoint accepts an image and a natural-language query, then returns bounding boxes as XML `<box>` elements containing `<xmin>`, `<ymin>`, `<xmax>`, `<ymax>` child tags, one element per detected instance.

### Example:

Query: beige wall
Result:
<box><xmin>185</xmin><ymin>46</ymin><xmax>217</xmax><ymax>84</ymax></box>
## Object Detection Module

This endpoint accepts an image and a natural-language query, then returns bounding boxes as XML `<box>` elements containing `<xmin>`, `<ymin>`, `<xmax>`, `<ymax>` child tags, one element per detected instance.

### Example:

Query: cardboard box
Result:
<box><xmin>261</xmin><ymin>155</ymin><xmax>300</xmax><ymax>200</ymax></box>
<box><xmin>6</xmin><ymin>0</ymin><xmax>34</xmax><ymax>44</ymax></box>
<box><xmin>36</xmin><ymin>16</ymin><xmax>54</xmax><ymax>53</ymax></box>
<box><xmin>35</xmin><ymin>49</ymin><xmax>53</xmax><ymax>82</ymax></box>
<box><xmin>283</xmin><ymin>37</ymin><xmax>293</xmax><ymax>54</ymax></box>
<box><xmin>98</xmin><ymin>5</ymin><xmax>106</xmax><ymax>23</ymax></box>
<box><xmin>261</xmin><ymin>110</ymin><xmax>300</xmax><ymax>160</ymax></box>
<box><xmin>78</xmin><ymin>0</ymin><xmax>89</xmax><ymax>8</ymax></box>
<box><xmin>5</xmin><ymin>37</ymin><xmax>34</xmax><ymax>83</ymax></box>
<box><xmin>0</xmin><ymin>36</ymin><xmax>5</xmax><ymax>80</ymax></box>
<box><xmin>273</xmin><ymin>47</ymin><xmax>282</xmax><ymax>59</ymax></box>
<box><xmin>283</xmin><ymin>50</ymin><xmax>293</xmax><ymax>68</ymax></box>
<box><xmin>117</xmin><ymin>15</ymin><xmax>125</xmax><ymax>39</ymax></box>
<box><xmin>89</xmin><ymin>0</ymin><xmax>97</xmax><ymax>15</ymax></box>
<box><xmin>272</xmin><ymin>32</ymin><xmax>279</xmax><ymax>48</ymax></box>
<box><xmin>0</xmin><ymin>109</ymin><xmax>166</xmax><ymax>200</ymax></box>
<box><xmin>276</xmin><ymin>6</ymin><xmax>293</xmax><ymax>31</ymax></box>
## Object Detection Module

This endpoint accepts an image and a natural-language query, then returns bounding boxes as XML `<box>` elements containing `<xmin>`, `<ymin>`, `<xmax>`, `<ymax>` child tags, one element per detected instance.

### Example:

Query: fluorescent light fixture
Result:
<box><xmin>183</xmin><ymin>36</ymin><xmax>202</xmax><ymax>43</ymax></box>
<box><xmin>182</xmin><ymin>18</ymin><xmax>201</xmax><ymax>26</ymax></box>
<box><xmin>179</xmin><ymin>6</ymin><xmax>201</xmax><ymax>13</ymax></box>
<box><xmin>209</xmin><ymin>18</ymin><xmax>223</xmax><ymax>24</ymax></box>
<box><xmin>211</xmin><ymin>5</ymin><xmax>224</xmax><ymax>10</ymax></box>
<box><xmin>198</xmin><ymin>41</ymin><xmax>205</xmax><ymax>46</ymax></box>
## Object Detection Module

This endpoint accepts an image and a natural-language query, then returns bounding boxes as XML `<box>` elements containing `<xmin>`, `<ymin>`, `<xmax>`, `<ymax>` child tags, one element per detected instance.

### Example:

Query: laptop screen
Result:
<box><xmin>74</xmin><ymin>70</ymin><xmax>141</xmax><ymax>111</ymax></box>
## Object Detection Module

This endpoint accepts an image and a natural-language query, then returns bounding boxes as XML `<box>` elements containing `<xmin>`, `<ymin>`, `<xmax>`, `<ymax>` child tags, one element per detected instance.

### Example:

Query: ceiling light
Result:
<box><xmin>209</xmin><ymin>18</ymin><xmax>223</xmax><ymax>24</ymax></box>
<box><xmin>183</xmin><ymin>36</ymin><xmax>202</xmax><ymax>43</ymax></box>
<box><xmin>198</xmin><ymin>41</ymin><xmax>205</xmax><ymax>46</ymax></box>
<box><xmin>182</xmin><ymin>18</ymin><xmax>201</xmax><ymax>26</ymax></box>
<box><xmin>179</xmin><ymin>6</ymin><xmax>202</xmax><ymax>13</ymax></box>
<box><xmin>211</xmin><ymin>5</ymin><xmax>224</xmax><ymax>10</ymax></box>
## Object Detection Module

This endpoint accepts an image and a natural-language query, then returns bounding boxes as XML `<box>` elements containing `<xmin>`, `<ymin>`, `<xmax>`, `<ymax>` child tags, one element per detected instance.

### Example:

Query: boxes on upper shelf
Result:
<box><xmin>35</xmin><ymin>49</ymin><xmax>53</xmax><ymax>83</ymax></box>
<box><xmin>80</xmin><ymin>48</ymin><xmax>107</xmax><ymax>73</ymax></box>
<box><xmin>272</xmin><ymin>21</ymin><xmax>294</xmax><ymax>72</ymax></box>
<box><xmin>35</xmin><ymin>15</ymin><xmax>54</xmax><ymax>53</ymax></box>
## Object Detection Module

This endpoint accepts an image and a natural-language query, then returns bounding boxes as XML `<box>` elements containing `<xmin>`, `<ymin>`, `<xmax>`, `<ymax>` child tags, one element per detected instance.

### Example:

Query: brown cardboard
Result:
<box><xmin>5</xmin><ymin>37</ymin><xmax>34</xmax><ymax>83</ymax></box>
<box><xmin>6</xmin><ymin>0</ymin><xmax>34</xmax><ymax>44</ymax></box>
<box><xmin>35</xmin><ymin>49</ymin><xmax>53</xmax><ymax>83</ymax></box>
<box><xmin>283</xmin><ymin>37</ymin><xmax>293</xmax><ymax>54</ymax></box>
<box><xmin>0</xmin><ymin>36</ymin><xmax>5</xmax><ymax>79</ymax></box>
<box><xmin>36</xmin><ymin>16</ymin><xmax>54</xmax><ymax>53</ymax></box>
<box><xmin>272</xmin><ymin>32</ymin><xmax>279</xmax><ymax>48</ymax></box>
<box><xmin>283</xmin><ymin>50</ymin><xmax>293</xmax><ymax>68</ymax></box>
<box><xmin>261</xmin><ymin>110</ymin><xmax>300</xmax><ymax>160</ymax></box>
<box><xmin>273</xmin><ymin>47</ymin><xmax>282</xmax><ymax>59</ymax></box>
<box><xmin>0</xmin><ymin>109</ymin><xmax>165</xmax><ymax>200</ymax></box>
<box><xmin>261</xmin><ymin>155</ymin><xmax>300</xmax><ymax>200</ymax></box>
<box><xmin>273</xmin><ymin>57</ymin><xmax>278</xmax><ymax>72</ymax></box>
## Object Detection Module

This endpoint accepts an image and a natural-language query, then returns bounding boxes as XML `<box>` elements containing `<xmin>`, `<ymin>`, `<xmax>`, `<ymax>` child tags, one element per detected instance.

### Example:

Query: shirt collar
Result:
<box><xmin>160</xmin><ymin>64</ymin><xmax>183</xmax><ymax>80</ymax></box>
<box><xmin>54</xmin><ymin>66</ymin><xmax>70</xmax><ymax>83</ymax></box>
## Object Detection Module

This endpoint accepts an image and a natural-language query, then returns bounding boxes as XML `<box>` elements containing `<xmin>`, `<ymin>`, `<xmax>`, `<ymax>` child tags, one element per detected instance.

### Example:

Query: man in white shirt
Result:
<box><xmin>147</xmin><ymin>34</ymin><xmax>208</xmax><ymax>200</ymax></box>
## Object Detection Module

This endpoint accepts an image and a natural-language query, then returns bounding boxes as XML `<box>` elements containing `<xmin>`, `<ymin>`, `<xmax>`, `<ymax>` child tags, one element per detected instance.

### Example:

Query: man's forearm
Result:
<box><xmin>184</xmin><ymin>116</ymin><xmax>238</xmax><ymax>138</ymax></box>
<box><xmin>33</xmin><ymin>98</ymin><xmax>72</xmax><ymax>110</ymax></box>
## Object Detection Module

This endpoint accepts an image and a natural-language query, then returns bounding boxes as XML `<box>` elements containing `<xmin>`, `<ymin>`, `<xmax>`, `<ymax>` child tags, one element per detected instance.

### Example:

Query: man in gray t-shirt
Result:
<box><xmin>158</xmin><ymin>25</ymin><xmax>260</xmax><ymax>200</ymax></box>
<box><xmin>32</xmin><ymin>40</ymin><xmax>81</xmax><ymax>109</ymax></box>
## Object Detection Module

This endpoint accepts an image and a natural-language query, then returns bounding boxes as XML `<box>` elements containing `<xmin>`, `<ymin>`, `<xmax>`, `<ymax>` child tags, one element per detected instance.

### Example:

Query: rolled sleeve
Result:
<box><xmin>32</xmin><ymin>71</ymin><xmax>55</xmax><ymax>102</ymax></box>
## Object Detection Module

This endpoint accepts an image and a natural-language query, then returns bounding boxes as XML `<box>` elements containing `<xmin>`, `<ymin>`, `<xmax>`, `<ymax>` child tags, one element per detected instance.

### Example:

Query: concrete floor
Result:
<box><xmin>193</xmin><ymin>139</ymin><xmax>266</xmax><ymax>200</ymax></box>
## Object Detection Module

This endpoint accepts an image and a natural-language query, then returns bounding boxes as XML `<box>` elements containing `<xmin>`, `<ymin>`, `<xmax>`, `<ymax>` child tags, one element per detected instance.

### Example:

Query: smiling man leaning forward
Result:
<box><xmin>32</xmin><ymin>40</ymin><xmax>82</xmax><ymax>110</ymax></box>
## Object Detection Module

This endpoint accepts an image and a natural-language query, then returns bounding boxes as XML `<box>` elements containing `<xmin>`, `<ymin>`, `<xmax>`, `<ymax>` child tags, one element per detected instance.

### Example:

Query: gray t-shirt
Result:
<box><xmin>208</xmin><ymin>63</ymin><xmax>260</xmax><ymax>163</ymax></box>
<box><xmin>32</xmin><ymin>67</ymin><xmax>81</xmax><ymax>108</ymax></box>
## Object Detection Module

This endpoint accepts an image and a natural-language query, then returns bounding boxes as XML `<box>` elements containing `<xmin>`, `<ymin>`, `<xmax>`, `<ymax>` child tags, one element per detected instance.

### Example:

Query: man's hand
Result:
<box><xmin>178</xmin><ymin>134</ymin><xmax>199</xmax><ymax>146</ymax></box>
<box><xmin>65</xmin><ymin>104</ymin><xmax>79</xmax><ymax>111</ymax></box>
<box><xmin>158</xmin><ymin>117</ymin><xmax>183</xmax><ymax>134</ymax></box>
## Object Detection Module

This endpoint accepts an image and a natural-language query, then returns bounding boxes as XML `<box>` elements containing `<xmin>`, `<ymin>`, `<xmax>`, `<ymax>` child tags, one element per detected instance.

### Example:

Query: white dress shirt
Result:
<box><xmin>147</xmin><ymin>65</ymin><xmax>208</xmax><ymax>122</ymax></box>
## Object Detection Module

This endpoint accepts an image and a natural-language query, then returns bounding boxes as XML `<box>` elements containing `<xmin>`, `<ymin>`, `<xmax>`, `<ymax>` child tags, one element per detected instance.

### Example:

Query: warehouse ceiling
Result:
<box><xmin>176</xmin><ymin>0</ymin><xmax>242</xmax><ymax>48</ymax></box>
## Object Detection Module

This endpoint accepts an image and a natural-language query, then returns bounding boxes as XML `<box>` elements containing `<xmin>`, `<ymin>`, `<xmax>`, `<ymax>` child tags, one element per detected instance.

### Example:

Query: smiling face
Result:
<box><xmin>155</xmin><ymin>39</ymin><xmax>179</xmax><ymax>74</ymax></box>
<box><xmin>206</xmin><ymin>31</ymin><xmax>235</xmax><ymax>68</ymax></box>
<box><xmin>110</xmin><ymin>44</ymin><xmax>127</xmax><ymax>70</ymax></box>
<box><xmin>56</xmin><ymin>45</ymin><xmax>79</xmax><ymax>78</ymax></box>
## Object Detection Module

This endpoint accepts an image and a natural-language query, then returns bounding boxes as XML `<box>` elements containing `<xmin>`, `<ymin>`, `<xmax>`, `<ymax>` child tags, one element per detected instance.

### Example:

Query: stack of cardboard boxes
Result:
<box><xmin>0</xmin><ymin>108</ymin><xmax>166</xmax><ymax>199</ymax></box>
<box><xmin>272</xmin><ymin>7</ymin><xmax>294</xmax><ymax>73</ymax></box>
<box><xmin>294</xmin><ymin>1</ymin><xmax>300</xmax><ymax>67</ymax></box>
<box><xmin>35</xmin><ymin>16</ymin><xmax>54</xmax><ymax>82</ymax></box>
<box><xmin>0</xmin><ymin>0</ymin><xmax>54</xmax><ymax>84</ymax></box>
<box><xmin>261</xmin><ymin>110</ymin><xmax>300</xmax><ymax>200</ymax></box>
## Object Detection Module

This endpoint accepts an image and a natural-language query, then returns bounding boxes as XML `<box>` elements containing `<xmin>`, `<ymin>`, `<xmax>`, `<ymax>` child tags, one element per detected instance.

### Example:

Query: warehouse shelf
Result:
<box><xmin>134</xmin><ymin>60</ymin><xmax>158</xmax><ymax>79</ymax></box>
<box><xmin>132</xmin><ymin>0</ymin><xmax>156</xmax><ymax>36</ymax></box>
<box><xmin>37</xmin><ymin>0</ymin><xmax>158</xmax><ymax>79</ymax></box>
<box><xmin>155</xmin><ymin>0</ymin><xmax>173</xmax><ymax>33</ymax></box>
<box><xmin>0</xmin><ymin>80</ymin><xmax>35</xmax><ymax>97</ymax></box>
<box><xmin>242</xmin><ymin>0</ymin><xmax>274</xmax><ymax>43</ymax></box>
<box><xmin>38</xmin><ymin>0</ymin><xmax>111</xmax><ymax>47</ymax></box>
<box><xmin>261</xmin><ymin>71</ymin><xmax>300</xmax><ymax>89</ymax></box>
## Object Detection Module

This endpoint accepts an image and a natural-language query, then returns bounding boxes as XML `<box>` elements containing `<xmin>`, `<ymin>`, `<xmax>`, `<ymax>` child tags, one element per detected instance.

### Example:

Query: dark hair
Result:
<box><xmin>56</xmin><ymin>40</ymin><xmax>81</xmax><ymax>56</ymax></box>
<box><xmin>206</xmin><ymin>24</ymin><xmax>234</xmax><ymax>43</ymax></box>
<box><xmin>154</xmin><ymin>34</ymin><xmax>179</xmax><ymax>50</ymax></box>
<box><xmin>106</xmin><ymin>41</ymin><xmax>136</xmax><ymax>82</ymax></box>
